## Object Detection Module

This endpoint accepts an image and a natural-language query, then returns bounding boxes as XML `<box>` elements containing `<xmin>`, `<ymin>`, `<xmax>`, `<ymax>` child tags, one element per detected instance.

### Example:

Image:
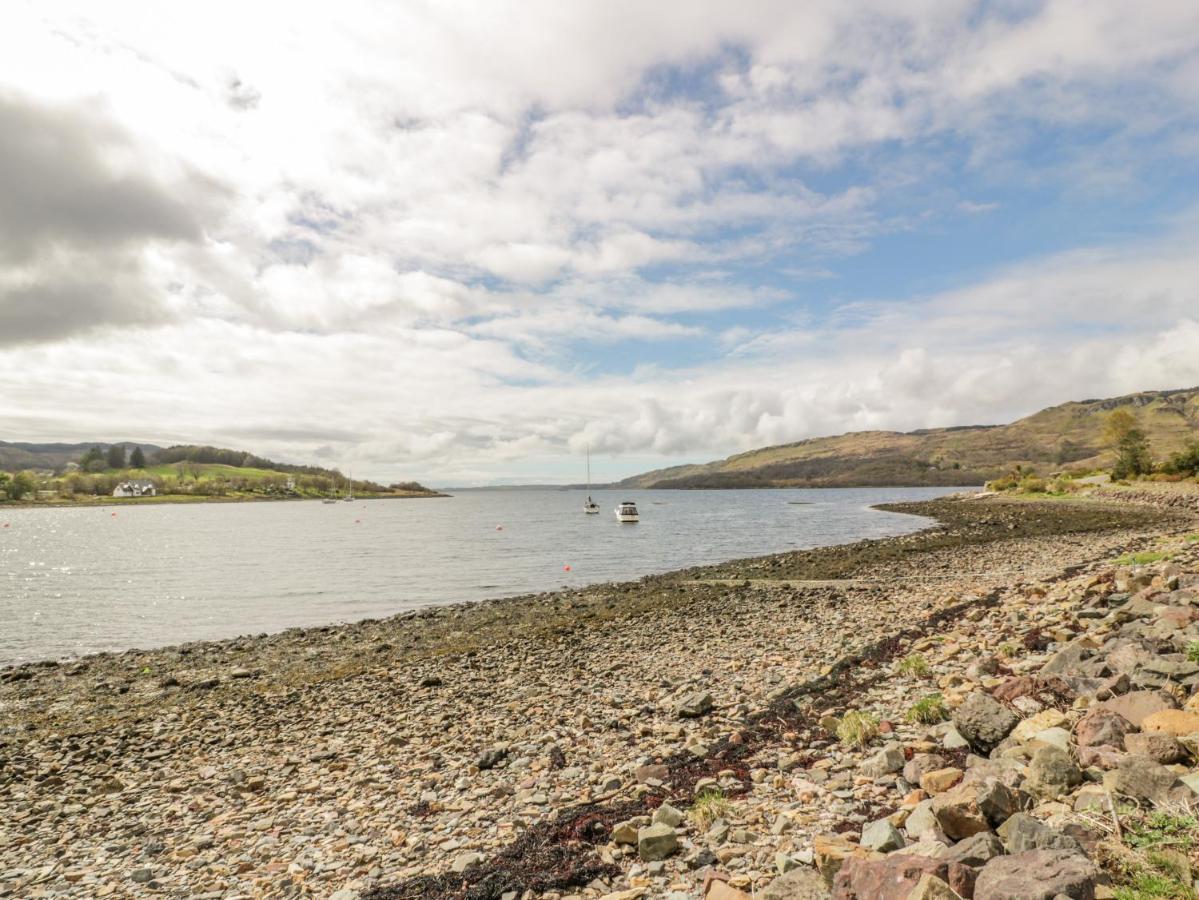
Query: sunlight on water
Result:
<box><xmin>0</xmin><ymin>486</ymin><xmax>963</xmax><ymax>663</ymax></box>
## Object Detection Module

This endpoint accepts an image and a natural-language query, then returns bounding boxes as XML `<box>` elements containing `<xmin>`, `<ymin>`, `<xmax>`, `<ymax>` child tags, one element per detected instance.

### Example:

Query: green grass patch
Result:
<box><xmin>905</xmin><ymin>694</ymin><xmax>948</xmax><ymax>725</ymax></box>
<box><xmin>1113</xmin><ymin>551</ymin><xmax>1172</xmax><ymax>567</ymax></box>
<box><xmin>836</xmin><ymin>710</ymin><xmax>880</xmax><ymax>747</ymax></box>
<box><xmin>1185</xmin><ymin>534</ymin><xmax>1199</xmax><ymax>544</ymax></box>
<box><xmin>896</xmin><ymin>653</ymin><xmax>932</xmax><ymax>677</ymax></box>
<box><xmin>690</xmin><ymin>790</ymin><xmax>732</xmax><ymax>831</ymax></box>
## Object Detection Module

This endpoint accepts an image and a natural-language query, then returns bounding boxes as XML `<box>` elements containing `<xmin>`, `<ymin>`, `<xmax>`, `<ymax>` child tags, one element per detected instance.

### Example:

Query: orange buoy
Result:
<box><xmin>563</xmin><ymin>564</ymin><xmax>571</xmax><ymax>572</ymax></box>
<box><xmin>496</xmin><ymin>525</ymin><xmax>504</xmax><ymax>531</ymax></box>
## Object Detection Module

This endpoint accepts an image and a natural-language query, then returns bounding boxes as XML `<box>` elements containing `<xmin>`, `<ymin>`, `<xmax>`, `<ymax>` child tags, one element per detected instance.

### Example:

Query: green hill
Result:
<box><xmin>0</xmin><ymin>442</ymin><xmax>441</xmax><ymax>503</ymax></box>
<box><xmin>620</xmin><ymin>387</ymin><xmax>1199</xmax><ymax>489</ymax></box>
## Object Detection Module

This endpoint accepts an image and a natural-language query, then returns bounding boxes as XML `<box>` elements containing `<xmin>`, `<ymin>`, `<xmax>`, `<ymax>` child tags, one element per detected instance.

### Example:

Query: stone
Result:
<box><xmin>931</xmin><ymin>783</ymin><xmax>990</xmax><ymax>839</ymax></box>
<box><xmin>812</xmin><ymin>834</ymin><xmax>878</xmax><ymax>884</ymax></box>
<box><xmin>973</xmin><ymin>849</ymin><xmax>1098</xmax><ymax>900</ymax></box>
<box><xmin>612</xmin><ymin>818</ymin><xmax>643</xmax><ymax>845</ymax></box>
<box><xmin>1012</xmin><ymin>709</ymin><xmax>1068</xmax><ymax>743</ymax></box>
<box><xmin>759</xmin><ymin>866</ymin><xmax>831</xmax><ymax>899</ymax></box>
<box><xmin>674</xmin><ymin>691</ymin><xmax>714</xmax><ymax>718</ymax></box>
<box><xmin>997</xmin><ymin>813</ymin><xmax>1084</xmax><ymax>854</ymax></box>
<box><xmin>1098</xmin><ymin>690</ymin><xmax>1177</xmax><ymax>728</ymax></box>
<box><xmin>1040</xmin><ymin>643</ymin><xmax>1093</xmax><ymax>677</ymax></box>
<box><xmin>130</xmin><ymin>869</ymin><xmax>153</xmax><ymax>884</ymax></box>
<box><xmin>637</xmin><ymin>823</ymin><xmax>680</xmax><ymax>861</ymax></box>
<box><xmin>904</xmin><ymin>753</ymin><xmax>948</xmax><ymax>785</ymax></box>
<box><xmin>1073</xmin><ymin>708</ymin><xmax>1130</xmax><ymax>752</ymax></box>
<box><xmin>908</xmin><ymin>874</ymin><xmax>964</xmax><ymax>900</ymax></box>
<box><xmin>932</xmin><ymin>778</ymin><xmax>1019</xmax><ymax>840</ymax></box>
<box><xmin>1023</xmin><ymin>746</ymin><xmax>1082</xmax><ymax>799</ymax></box>
<box><xmin>904</xmin><ymin>800</ymin><xmax>940</xmax><ymax>840</ymax></box>
<box><xmin>1124</xmin><ymin>731</ymin><xmax>1185</xmax><ymax>763</ymax></box>
<box><xmin>939</xmin><ymin>831</ymin><xmax>1005</xmax><ymax>866</ymax></box>
<box><xmin>832</xmin><ymin>854</ymin><xmax>968</xmax><ymax>900</ymax></box>
<box><xmin>653</xmin><ymin>803</ymin><xmax>684</xmax><ymax>827</ymax></box>
<box><xmin>451</xmin><ymin>851</ymin><xmax>483</xmax><ymax>873</ymax></box>
<box><xmin>920</xmin><ymin>767</ymin><xmax>964</xmax><ymax>795</ymax></box>
<box><xmin>860</xmin><ymin>818</ymin><xmax>905</xmax><ymax>852</ymax></box>
<box><xmin>706</xmin><ymin>882</ymin><xmax>752</xmax><ymax>900</ymax></box>
<box><xmin>942</xmin><ymin>726</ymin><xmax>970</xmax><ymax>750</ymax></box>
<box><xmin>1141</xmin><ymin>709</ymin><xmax>1199</xmax><ymax>737</ymax></box>
<box><xmin>1106</xmin><ymin>754</ymin><xmax>1178</xmax><ymax>805</ymax></box>
<box><xmin>1028</xmin><ymin>726</ymin><xmax>1071</xmax><ymax>752</ymax></box>
<box><xmin>861</xmin><ymin>742</ymin><xmax>905</xmax><ymax>777</ymax></box>
<box><xmin>953</xmin><ymin>692</ymin><xmax>1019</xmax><ymax>752</ymax></box>
<box><xmin>477</xmin><ymin>747</ymin><xmax>508</xmax><ymax>770</ymax></box>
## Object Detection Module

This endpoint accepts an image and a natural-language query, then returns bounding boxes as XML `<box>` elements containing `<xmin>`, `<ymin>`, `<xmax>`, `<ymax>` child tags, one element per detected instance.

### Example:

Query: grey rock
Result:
<box><xmin>451</xmin><ymin>851</ymin><xmax>483</xmax><ymax>873</ymax></box>
<box><xmin>953</xmin><ymin>692</ymin><xmax>1019</xmax><ymax>752</ymax></box>
<box><xmin>973</xmin><ymin>849</ymin><xmax>1097</xmax><ymax>900</ymax></box>
<box><xmin>997</xmin><ymin>813</ymin><xmax>1084</xmax><ymax>854</ymax></box>
<box><xmin>637</xmin><ymin>822</ymin><xmax>680</xmax><ymax>861</ymax></box>
<box><xmin>1023</xmin><ymin>746</ymin><xmax>1082</xmax><ymax>799</ymax></box>
<box><xmin>939</xmin><ymin>830</ymin><xmax>1006</xmax><ymax>866</ymax></box>
<box><xmin>759</xmin><ymin>866</ymin><xmax>832</xmax><ymax>899</ymax></box>
<box><xmin>674</xmin><ymin>691</ymin><xmax>714</xmax><ymax>719</ymax></box>
<box><xmin>861</xmin><ymin>742</ymin><xmax>906</xmax><ymax>777</ymax></box>
<box><xmin>652</xmin><ymin>803</ymin><xmax>684</xmax><ymax>827</ymax></box>
<box><xmin>904</xmin><ymin>753</ymin><xmax>948</xmax><ymax>785</ymax></box>
<box><xmin>1106</xmin><ymin>754</ymin><xmax>1178</xmax><ymax>805</ymax></box>
<box><xmin>860</xmin><ymin>817</ymin><xmax>905</xmax><ymax>852</ymax></box>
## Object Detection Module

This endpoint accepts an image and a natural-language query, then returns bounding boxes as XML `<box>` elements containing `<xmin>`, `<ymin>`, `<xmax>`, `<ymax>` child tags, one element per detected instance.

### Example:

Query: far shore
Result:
<box><xmin>0</xmin><ymin>490</ymin><xmax>449</xmax><ymax>511</ymax></box>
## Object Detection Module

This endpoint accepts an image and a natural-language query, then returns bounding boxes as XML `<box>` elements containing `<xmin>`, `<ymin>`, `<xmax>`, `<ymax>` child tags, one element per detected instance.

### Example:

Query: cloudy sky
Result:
<box><xmin>2</xmin><ymin>2</ymin><xmax>1199</xmax><ymax>485</ymax></box>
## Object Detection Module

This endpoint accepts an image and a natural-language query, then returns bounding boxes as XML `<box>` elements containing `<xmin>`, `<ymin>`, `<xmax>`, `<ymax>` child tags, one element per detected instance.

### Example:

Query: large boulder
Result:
<box><xmin>938</xmin><ymin>831</ymin><xmax>1006</xmax><ymax>866</ymax></box>
<box><xmin>1124</xmin><ymin>730</ymin><xmax>1186</xmax><ymax>763</ymax></box>
<box><xmin>931</xmin><ymin>778</ymin><xmax>1020</xmax><ymax>840</ymax></box>
<box><xmin>1022</xmin><ymin>746</ymin><xmax>1082</xmax><ymax>800</ymax></box>
<box><xmin>832</xmin><ymin>853</ymin><xmax>971</xmax><ymax>900</ymax></box>
<box><xmin>760</xmin><ymin>867</ymin><xmax>831</xmax><ymax>899</ymax></box>
<box><xmin>1105</xmin><ymin>754</ymin><xmax>1178</xmax><ymax>805</ymax></box>
<box><xmin>1141</xmin><ymin>708</ymin><xmax>1199</xmax><ymax>737</ymax></box>
<box><xmin>952</xmin><ymin>692</ymin><xmax>1019</xmax><ymax>753</ymax></box>
<box><xmin>637</xmin><ymin>823</ymin><xmax>679</xmax><ymax>860</ymax></box>
<box><xmin>973</xmin><ymin>849</ymin><xmax>1098</xmax><ymax>899</ymax></box>
<box><xmin>1098</xmin><ymin>690</ymin><xmax>1177</xmax><ymax>728</ymax></box>
<box><xmin>1073</xmin><ymin>707</ymin><xmax>1131</xmax><ymax>752</ymax></box>
<box><xmin>996</xmin><ymin>813</ymin><xmax>1084</xmax><ymax>854</ymax></box>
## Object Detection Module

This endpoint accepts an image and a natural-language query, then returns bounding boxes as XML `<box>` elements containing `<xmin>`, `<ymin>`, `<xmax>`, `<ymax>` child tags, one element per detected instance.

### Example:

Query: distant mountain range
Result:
<box><xmin>0</xmin><ymin>441</ymin><xmax>162</xmax><ymax>471</ymax></box>
<box><xmin>619</xmin><ymin>387</ymin><xmax>1199</xmax><ymax>489</ymax></box>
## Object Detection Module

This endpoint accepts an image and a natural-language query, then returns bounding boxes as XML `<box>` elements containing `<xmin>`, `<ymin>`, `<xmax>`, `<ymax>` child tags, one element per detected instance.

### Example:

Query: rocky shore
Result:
<box><xmin>1</xmin><ymin>493</ymin><xmax>1196</xmax><ymax>899</ymax></box>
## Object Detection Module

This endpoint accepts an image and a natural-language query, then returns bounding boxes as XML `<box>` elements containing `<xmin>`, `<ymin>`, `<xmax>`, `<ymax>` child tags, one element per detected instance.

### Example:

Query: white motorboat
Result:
<box><xmin>614</xmin><ymin>500</ymin><xmax>639</xmax><ymax>522</ymax></box>
<box><xmin>584</xmin><ymin>446</ymin><xmax>600</xmax><ymax>514</ymax></box>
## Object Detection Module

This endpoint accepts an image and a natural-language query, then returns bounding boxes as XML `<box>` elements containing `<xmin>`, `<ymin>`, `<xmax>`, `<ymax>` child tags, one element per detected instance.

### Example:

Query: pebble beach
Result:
<box><xmin>2</xmin><ymin>491</ymin><xmax>1198</xmax><ymax>899</ymax></box>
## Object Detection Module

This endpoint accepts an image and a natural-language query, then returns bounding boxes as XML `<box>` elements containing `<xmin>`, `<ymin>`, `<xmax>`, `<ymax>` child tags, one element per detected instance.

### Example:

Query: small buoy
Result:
<box><xmin>496</xmin><ymin>525</ymin><xmax>504</xmax><ymax>531</ymax></box>
<box><xmin>355</xmin><ymin>519</ymin><xmax>361</xmax><ymax>524</ymax></box>
<box><xmin>563</xmin><ymin>564</ymin><xmax>571</xmax><ymax>572</ymax></box>
<box><xmin>111</xmin><ymin>512</ymin><xmax>117</xmax><ymax>517</ymax></box>
<box><xmin>2</xmin><ymin>523</ymin><xmax>8</xmax><ymax>528</ymax></box>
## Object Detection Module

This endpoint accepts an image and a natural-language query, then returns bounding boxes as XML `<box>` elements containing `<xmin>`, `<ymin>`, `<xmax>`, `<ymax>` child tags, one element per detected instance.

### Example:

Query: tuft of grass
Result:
<box><xmin>906</xmin><ymin>694</ymin><xmax>948</xmax><ymax>725</ymax></box>
<box><xmin>997</xmin><ymin>642</ymin><xmax>1021</xmax><ymax>658</ymax></box>
<box><xmin>896</xmin><ymin>653</ymin><xmax>932</xmax><ymax>677</ymax></box>
<box><xmin>690</xmin><ymin>790</ymin><xmax>732</xmax><ymax>831</ymax></box>
<box><xmin>1113</xmin><ymin>550</ymin><xmax>1171</xmax><ymax>567</ymax></box>
<box><xmin>1187</xmin><ymin>642</ymin><xmax>1199</xmax><ymax>664</ymax></box>
<box><xmin>1185</xmin><ymin>534</ymin><xmax>1199</xmax><ymax>544</ymax></box>
<box><xmin>836</xmin><ymin>710</ymin><xmax>880</xmax><ymax>747</ymax></box>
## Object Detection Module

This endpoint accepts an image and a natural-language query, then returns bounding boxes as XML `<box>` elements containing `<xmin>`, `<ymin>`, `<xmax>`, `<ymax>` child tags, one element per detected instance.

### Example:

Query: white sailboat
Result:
<box><xmin>583</xmin><ymin>446</ymin><xmax>600</xmax><ymax>514</ymax></box>
<box><xmin>343</xmin><ymin>469</ymin><xmax>355</xmax><ymax>502</ymax></box>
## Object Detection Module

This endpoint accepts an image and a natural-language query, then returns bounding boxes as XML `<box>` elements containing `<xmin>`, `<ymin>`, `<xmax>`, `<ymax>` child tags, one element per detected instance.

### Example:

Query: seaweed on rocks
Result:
<box><xmin>362</xmin><ymin>800</ymin><xmax>647</xmax><ymax>900</ymax></box>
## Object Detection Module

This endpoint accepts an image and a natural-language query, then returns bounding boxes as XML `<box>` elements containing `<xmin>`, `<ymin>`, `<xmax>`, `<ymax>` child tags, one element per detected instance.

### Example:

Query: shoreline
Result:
<box><xmin>2</xmin><ymin>493</ymin><xmax>1196</xmax><ymax>899</ymax></box>
<box><xmin>0</xmin><ymin>491</ymin><xmax>450</xmax><ymax>511</ymax></box>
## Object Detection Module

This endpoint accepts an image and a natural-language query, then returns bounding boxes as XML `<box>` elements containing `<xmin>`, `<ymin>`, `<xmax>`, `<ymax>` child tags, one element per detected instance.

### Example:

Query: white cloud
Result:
<box><xmin>1</xmin><ymin>2</ymin><xmax>1198</xmax><ymax>482</ymax></box>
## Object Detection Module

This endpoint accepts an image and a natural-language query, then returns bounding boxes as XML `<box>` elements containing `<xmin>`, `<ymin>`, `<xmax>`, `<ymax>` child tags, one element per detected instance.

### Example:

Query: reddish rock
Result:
<box><xmin>1073</xmin><ymin>707</ymin><xmax>1131</xmax><ymax>751</ymax></box>
<box><xmin>832</xmin><ymin>853</ymin><xmax>972</xmax><ymax>900</ymax></box>
<box><xmin>993</xmin><ymin>676</ymin><xmax>1039</xmax><ymax>703</ymax></box>
<box><xmin>1124</xmin><ymin>731</ymin><xmax>1185</xmax><ymax>763</ymax></box>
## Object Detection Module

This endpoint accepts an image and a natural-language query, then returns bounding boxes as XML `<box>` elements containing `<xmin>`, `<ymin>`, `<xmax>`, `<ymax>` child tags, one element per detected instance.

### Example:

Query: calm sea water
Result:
<box><xmin>0</xmin><ymin>487</ymin><xmax>963</xmax><ymax>664</ymax></box>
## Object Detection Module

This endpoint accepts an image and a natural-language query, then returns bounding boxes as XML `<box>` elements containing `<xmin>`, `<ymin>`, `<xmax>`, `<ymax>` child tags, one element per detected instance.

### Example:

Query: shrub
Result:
<box><xmin>906</xmin><ymin>694</ymin><xmax>948</xmax><ymax>724</ymax></box>
<box><xmin>837</xmin><ymin>710</ymin><xmax>880</xmax><ymax>747</ymax></box>
<box><xmin>896</xmin><ymin>653</ymin><xmax>932</xmax><ymax>677</ymax></box>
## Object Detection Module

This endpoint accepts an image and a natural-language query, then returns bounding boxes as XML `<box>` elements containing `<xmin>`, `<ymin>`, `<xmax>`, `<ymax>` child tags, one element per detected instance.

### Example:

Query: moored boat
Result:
<box><xmin>614</xmin><ymin>500</ymin><xmax>639</xmax><ymax>522</ymax></box>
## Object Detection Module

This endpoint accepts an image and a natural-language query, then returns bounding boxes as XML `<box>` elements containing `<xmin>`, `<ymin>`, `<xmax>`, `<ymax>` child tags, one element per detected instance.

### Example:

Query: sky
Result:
<box><xmin>2</xmin><ymin>1</ymin><xmax>1199</xmax><ymax>486</ymax></box>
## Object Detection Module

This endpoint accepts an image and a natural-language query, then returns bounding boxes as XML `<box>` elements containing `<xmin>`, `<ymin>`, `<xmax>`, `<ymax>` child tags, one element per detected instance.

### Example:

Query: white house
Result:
<box><xmin>113</xmin><ymin>480</ymin><xmax>157</xmax><ymax>498</ymax></box>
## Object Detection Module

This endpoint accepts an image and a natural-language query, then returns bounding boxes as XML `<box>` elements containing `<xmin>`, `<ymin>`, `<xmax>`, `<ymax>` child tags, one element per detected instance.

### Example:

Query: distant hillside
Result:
<box><xmin>620</xmin><ymin>387</ymin><xmax>1199</xmax><ymax>489</ymax></box>
<box><xmin>0</xmin><ymin>441</ymin><xmax>161</xmax><ymax>471</ymax></box>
